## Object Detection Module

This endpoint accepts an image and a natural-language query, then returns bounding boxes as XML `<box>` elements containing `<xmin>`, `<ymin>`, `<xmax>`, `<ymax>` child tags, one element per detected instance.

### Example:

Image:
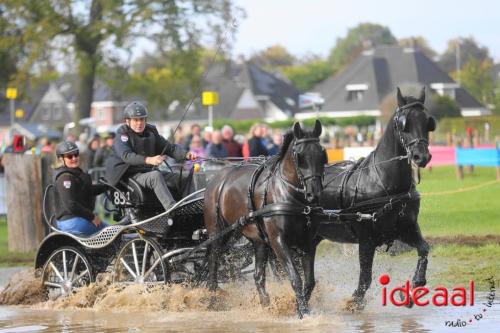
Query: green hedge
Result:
<box><xmin>211</xmin><ymin>116</ymin><xmax>376</xmax><ymax>134</ymax></box>
<box><xmin>437</xmin><ymin>115</ymin><xmax>500</xmax><ymax>137</ymax></box>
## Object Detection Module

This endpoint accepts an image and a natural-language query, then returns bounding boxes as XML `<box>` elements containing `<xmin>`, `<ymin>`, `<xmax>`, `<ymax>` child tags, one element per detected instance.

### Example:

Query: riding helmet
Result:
<box><xmin>123</xmin><ymin>102</ymin><xmax>148</xmax><ymax>119</ymax></box>
<box><xmin>56</xmin><ymin>141</ymin><xmax>79</xmax><ymax>157</ymax></box>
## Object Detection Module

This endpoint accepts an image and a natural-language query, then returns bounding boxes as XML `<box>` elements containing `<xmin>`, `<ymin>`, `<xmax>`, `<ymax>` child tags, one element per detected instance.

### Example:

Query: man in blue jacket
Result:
<box><xmin>106</xmin><ymin>102</ymin><xmax>197</xmax><ymax>212</ymax></box>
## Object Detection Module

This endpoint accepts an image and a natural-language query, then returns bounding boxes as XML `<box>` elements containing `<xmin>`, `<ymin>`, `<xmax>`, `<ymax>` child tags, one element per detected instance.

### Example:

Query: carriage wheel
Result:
<box><xmin>113</xmin><ymin>237</ymin><xmax>167</xmax><ymax>284</ymax></box>
<box><xmin>42</xmin><ymin>246</ymin><xmax>93</xmax><ymax>300</ymax></box>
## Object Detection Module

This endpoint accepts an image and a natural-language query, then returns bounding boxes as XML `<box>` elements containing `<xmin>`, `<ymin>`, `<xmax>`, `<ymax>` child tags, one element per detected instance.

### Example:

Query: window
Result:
<box><xmin>53</xmin><ymin>105</ymin><xmax>63</xmax><ymax>120</ymax></box>
<box><xmin>41</xmin><ymin>106</ymin><xmax>50</xmax><ymax>121</ymax></box>
<box><xmin>347</xmin><ymin>90</ymin><xmax>364</xmax><ymax>102</ymax></box>
<box><xmin>95</xmin><ymin>108</ymin><xmax>106</xmax><ymax>121</ymax></box>
<box><xmin>346</xmin><ymin>83</ymin><xmax>368</xmax><ymax>102</ymax></box>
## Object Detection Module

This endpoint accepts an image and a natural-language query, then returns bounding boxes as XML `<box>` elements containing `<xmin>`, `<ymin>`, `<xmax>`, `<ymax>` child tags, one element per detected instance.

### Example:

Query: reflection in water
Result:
<box><xmin>401</xmin><ymin>318</ymin><xmax>430</xmax><ymax>333</ymax></box>
<box><xmin>355</xmin><ymin>319</ymin><xmax>375</xmax><ymax>333</ymax></box>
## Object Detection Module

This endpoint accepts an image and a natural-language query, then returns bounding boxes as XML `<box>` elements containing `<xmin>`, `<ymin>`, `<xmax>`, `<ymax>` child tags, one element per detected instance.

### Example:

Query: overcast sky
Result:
<box><xmin>231</xmin><ymin>0</ymin><xmax>499</xmax><ymax>61</ymax></box>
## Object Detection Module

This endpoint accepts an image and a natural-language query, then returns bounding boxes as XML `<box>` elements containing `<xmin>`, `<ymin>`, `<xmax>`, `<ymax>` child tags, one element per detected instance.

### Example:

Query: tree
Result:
<box><xmin>282</xmin><ymin>60</ymin><xmax>333</xmax><ymax>91</ymax></box>
<box><xmin>327</xmin><ymin>23</ymin><xmax>397</xmax><ymax>73</ymax></box>
<box><xmin>249</xmin><ymin>44</ymin><xmax>296</xmax><ymax>69</ymax></box>
<box><xmin>438</xmin><ymin>37</ymin><xmax>492</xmax><ymax>73</ymax></box>
<box><xmin>454</xmin><ymin>58</ymin><xmax>494</xmax><ymax>105</ymax></box>
<box><xmin>3</xmin><ymin>0</ymin><xmax>239</xmax><ymax>122</ymax></box>
<box><xmin>428</xmin><ymin>94</ymin><xmax>461</xmax><ymax>120</ymax></box>
<box><xmin>494</xmin><ymin>82</ymin><xmax>500</xmax><ymax>115</ymax></box>
<box><xmin>398</xmin><ymin>36</ymin><xmax>437</xmax><ymax>59</ymax></box>
<box><xmin>125</xmin><ymin>48</ymin><xmax>203</xmax><ymax>119</ymax></box>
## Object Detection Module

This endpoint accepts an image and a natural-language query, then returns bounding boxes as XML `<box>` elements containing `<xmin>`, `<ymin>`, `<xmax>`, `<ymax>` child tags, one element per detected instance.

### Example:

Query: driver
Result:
<box><xmin>54</xmin><ymin>141</ymin><xmax>108</xmax><ymax>235</ymax></box>
<box><xmin>106</xmin><ymin>102</ymin><xmax>197</xmax><ymax>213</ymax></box>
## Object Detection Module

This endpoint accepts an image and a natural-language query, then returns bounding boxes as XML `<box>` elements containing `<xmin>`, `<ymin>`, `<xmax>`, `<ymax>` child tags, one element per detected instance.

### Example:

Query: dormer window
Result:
<box><xmin>346</xmin><ymin>83</ymin><xmax>368</xmax><ymax>102</ymax></box>
<box><xmin>430</xmin><ymin>83</ymin><xmax>459</xmax><ymax>99</ymax></box>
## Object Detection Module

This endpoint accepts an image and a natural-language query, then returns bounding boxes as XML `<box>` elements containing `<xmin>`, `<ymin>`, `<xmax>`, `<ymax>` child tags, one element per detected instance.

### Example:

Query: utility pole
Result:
<box><xmin>6</xmin><ymin>87</ymin><xmax>17</xmax><ymax>129</ymax></box>
<box><xmin>455</xmin><ymin>39</ymin><xmax>461</xmax><ymax>85</ymax></box>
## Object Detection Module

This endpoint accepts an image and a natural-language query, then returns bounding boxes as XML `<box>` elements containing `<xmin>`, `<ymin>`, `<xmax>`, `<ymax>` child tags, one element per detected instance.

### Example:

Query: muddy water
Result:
<box><xmin>1</xmin><ymin>253</ymin><xmax>499</xmax><ymax>332</ymax></box>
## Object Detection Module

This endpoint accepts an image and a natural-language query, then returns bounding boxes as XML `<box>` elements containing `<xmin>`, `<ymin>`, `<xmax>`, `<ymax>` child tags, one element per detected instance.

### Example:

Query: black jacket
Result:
<box><xmin>248</xmin><ymin>137</ymin><xmax>269</xmax><ymax>157</ymax></box>
<box><xmin>105</xmin><ymin>123</ymin><xmax>186</xmax><ymax>185</ymax></box>
<box><xmin>54</xmin><ymin>167</ymin><xmax>106</xmax><ymax>222</ymax></box>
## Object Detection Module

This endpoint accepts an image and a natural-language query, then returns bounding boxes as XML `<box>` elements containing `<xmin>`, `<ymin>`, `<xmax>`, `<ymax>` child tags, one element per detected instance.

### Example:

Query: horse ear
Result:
<box><xmin>418</xmin><ymin>86</ymin><xmax>426</xmax><ymax>103</ymax></box>
<box><xmin>313</xmin><ymin>119</ymin><xmax>322</xmax><ymax>137</ymax></box>
<box><xmin>293</xmin><ymin>122</ymin><xmax>304</xmax><ymax>139</ymax></box>
<box><xmin>397</xmin><ymin>87</ymin><xmax>406</xmax><ymax>107</ymax></box>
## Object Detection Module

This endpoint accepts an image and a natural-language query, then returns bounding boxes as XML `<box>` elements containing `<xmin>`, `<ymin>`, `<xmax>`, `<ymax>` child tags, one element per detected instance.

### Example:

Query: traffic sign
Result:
<box><xmin>6</xmin><ymin>88</ymin><xmax>17</xmax><ymax>99</ymax></box>
<box><xmin>15</xmin><ymin>109</ymin><xmax>24</xmax><ymax>118</ymax></box>
<box><xmin>202</xmin><ymin>91</ymin><xmax>219</xmax><ymax>106</ymax></box>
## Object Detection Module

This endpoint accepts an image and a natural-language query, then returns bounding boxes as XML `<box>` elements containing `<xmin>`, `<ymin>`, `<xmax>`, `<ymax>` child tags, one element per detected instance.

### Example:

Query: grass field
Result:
<box><xmin>417</xmin><ymin>166</ymin><xmax>500</xmax><ymax>237</ymax></box>
<box><xmin>0</xmin><ymin>217</ymin><xmax>34</xmax><ymax>267</ymax></box>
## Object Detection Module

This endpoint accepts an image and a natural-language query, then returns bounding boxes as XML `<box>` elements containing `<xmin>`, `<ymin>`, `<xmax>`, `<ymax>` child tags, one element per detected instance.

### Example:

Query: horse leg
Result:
<box><xmin>271</xmin><ymin>239</ymin><xmax>307</xmax><ymax>318</ymax></box>
<box><xmin>408</xmin><ymin>230</ymin><xmax>430</xmax><ymax>288</ymax></box>
<box><xmin>207</xmin><ymin>242</ymin><xmax>220</xmax><ymax>309</ymax></box>
<box><xmin>399</xmin><ymin>227</ymin><xmax>430</xmax><ymax>307</ymax></box>
<box><xmin>352</xmin><ymin>241</ymin><xmax>376</xmax><ymax>310</ymax></box>
<box><xmin>253</xmin><ymin>240</ymin><xmax>270</xmax><ymax>306</ymax></box>
<box><xmin>302</xmin><ymin>245</ymin><xmax>317</xmax><ymax>304</ymax></box>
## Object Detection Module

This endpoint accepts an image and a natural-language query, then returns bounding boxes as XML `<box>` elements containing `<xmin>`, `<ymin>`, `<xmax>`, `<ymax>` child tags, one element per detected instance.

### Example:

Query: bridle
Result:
<box><xmin>280</xmin><ymin>137</ymin><xmax>324</xmax><ymax>197</ymax></box>
<box><xmin>393</xmin><ymin>101</ymin><xmax>430</xmax><ymax>161</ymax></box>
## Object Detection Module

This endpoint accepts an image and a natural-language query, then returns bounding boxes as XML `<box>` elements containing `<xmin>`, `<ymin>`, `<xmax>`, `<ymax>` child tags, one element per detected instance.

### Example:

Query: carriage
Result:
<box><xmin>34</xmin><ymin>89</ymin><xmax>435</xmax><ymax>316</ymax></box>
<box><xmin>35</xmin><ymin>163</ymin><xmax>254</xmax><ymax>299</ymax></box>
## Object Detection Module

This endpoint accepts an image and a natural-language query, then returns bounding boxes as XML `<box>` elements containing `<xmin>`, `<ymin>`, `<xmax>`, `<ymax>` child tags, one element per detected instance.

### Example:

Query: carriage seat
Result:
<box><xmin>114</xmin><ymin>168</ymin><xmax>197</xmax><ymax>208</ymax></box>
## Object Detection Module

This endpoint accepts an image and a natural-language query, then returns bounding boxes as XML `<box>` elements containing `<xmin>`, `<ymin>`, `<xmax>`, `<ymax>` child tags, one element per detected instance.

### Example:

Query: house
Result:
<box><xmin>297</xmin><ymin>46</ymin><xmax>490</xmax><ymax>120</ymax></box>
<box><xmin>165</xmin><ymin>61</ymin><xmax>302</xmax><ymax>126</ymax></box>
<box><xmin>27</xmin><ymin>78</ymin><xmax>128</xmax><ymax>132</ymax></box>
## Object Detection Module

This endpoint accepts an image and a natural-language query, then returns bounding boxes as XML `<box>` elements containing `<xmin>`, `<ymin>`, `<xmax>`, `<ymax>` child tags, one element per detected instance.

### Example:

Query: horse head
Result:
<box><xmin>394</xmin><ymin>87</ymin><xmax>436</xmax><ymax>168</ymax></box>
<box><xmin>287</xmin><ymin>119</ymin><xmax>326</xmax><ymax>203</ymax></box>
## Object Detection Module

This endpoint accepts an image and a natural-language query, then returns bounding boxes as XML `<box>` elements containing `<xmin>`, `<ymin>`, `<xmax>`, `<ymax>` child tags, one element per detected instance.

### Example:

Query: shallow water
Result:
<box><xmin>1</xmin><ymin>254</ymin><xmax>499</xmax><ymax>332</ymax></box>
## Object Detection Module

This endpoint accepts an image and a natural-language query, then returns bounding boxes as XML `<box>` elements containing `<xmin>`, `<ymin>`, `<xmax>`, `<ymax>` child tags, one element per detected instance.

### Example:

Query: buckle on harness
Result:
<box><xmin>303</xmin><ymin>206</ymin><xmax>311</xmax><ymax>215</ymax></box>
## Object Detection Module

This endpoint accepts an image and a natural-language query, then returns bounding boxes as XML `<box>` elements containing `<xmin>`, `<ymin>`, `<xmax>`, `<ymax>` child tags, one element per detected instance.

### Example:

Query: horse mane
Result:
<box><xmin>279</xmin><ymin>131</ymin><xmax>294</xmax><ymax>159</ymax></box>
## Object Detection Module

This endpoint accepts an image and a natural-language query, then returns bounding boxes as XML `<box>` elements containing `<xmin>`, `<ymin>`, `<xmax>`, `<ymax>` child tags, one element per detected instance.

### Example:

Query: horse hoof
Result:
<box><xmin>207</xmin><ymin>295</ymin><xmax>228</xmax><ymax>311</ymax></box>
<box><xmin>398</xmin><ymin>290</ymin><xmax>415</xmax><ymax>308</ymax></box>
<box><xmin>343</xmin><ymin>298</ymin><xmax>366</xmax><ymax>312</ymax></box>
<box><xmin>259</xmin><ymin>295</ymin><xmax>270</xmax><ymax>307</ymax></box>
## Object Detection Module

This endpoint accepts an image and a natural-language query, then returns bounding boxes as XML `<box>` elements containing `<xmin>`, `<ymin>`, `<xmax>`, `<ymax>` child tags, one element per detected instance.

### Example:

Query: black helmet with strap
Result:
<box><xmin>124</xmin><ymin>102</ymin><xmax>148</xmax><ymax>119</ymax></box>
<box><xmin>56</xmin><ymin>141</ymin><xmax>79</xmax><ymax>157</ymax></box>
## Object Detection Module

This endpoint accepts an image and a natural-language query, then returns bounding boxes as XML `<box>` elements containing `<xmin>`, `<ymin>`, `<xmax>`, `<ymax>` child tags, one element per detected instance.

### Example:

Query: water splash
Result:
<box><xmin>0</xmin><ymin>269</ymin><xmax>44</xmax><ymax>305</ymax></box>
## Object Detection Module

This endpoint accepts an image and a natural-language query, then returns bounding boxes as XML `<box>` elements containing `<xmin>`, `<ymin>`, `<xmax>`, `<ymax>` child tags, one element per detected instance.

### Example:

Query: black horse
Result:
<box><xmin>204</xmin><ymin>120</ymin><xmax>326</xmax><ymax>318</ymax></box>
<box><xmin>317</xmin><ymin>87</ymin><xmax>436</xmax><ymax>309</ymax></box>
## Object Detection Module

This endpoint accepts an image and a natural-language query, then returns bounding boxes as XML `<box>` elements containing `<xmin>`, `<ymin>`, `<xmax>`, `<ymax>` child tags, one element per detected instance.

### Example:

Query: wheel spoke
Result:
<box><xmin>73</xmin><ymin>269</ymin><xmax>89</xmax><ymax>284</ymax></box>
<box><xmin>141</xmin><ymin>242</ymin><xmax>149</xmax><ymax>277</ymax></box>
<box><xmin>70</xmin><ymin>255</ymin><xmax>79</xmax><ymax>281</ymax></box>
<box><xmin>143</xmin><ymin>257</ymin><xmax>161</xmax><ymax>280</ymax></box>
<box><xmin>44</xmin><ymin>281</ymin><xmax>62</xmax><ymax>288</ymax></box>
<box><xmin>120</xmin><ymin>257</ymin><xmax>137</xmax><ymax>279</ymax></box>
<box><xmin>132</xmin><ymin>242</ymin><xmax>140</xmax><ymax>277</ymax></box>
<box><xmin>62</xmin><ymin>251</ymin><xmax>68</xmax><ymax>280</ymax></box>
<box><xmin>49</xmin><ymin>262</ymin><xmax>64</xmax><ymax>282</ymax></box>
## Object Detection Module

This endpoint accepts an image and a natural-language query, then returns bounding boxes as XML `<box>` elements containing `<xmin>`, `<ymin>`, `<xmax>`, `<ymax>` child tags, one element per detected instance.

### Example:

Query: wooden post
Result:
<box><xmin>456</xmin><ymin>165</ymin><xmax>464</xmax><ymax>180</ymax></box>
<box><xmin>4</xmin><ymin>154</ymin><xmax>45</xmax><ymax>252</ymax></box>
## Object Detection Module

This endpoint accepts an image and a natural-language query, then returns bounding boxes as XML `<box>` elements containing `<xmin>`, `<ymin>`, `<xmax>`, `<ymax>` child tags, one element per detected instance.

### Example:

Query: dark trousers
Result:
<box><xmin>131</xmin><ymin>170</ymin><xmax>176</xmax><ymax>211</ymax></box>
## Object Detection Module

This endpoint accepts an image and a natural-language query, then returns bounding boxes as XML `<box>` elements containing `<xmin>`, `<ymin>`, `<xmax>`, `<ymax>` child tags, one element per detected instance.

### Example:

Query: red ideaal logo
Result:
<box><xmin>379</xmin><ymin>274</ymin><xmax>474</xmax><ymax>306</ymax></box>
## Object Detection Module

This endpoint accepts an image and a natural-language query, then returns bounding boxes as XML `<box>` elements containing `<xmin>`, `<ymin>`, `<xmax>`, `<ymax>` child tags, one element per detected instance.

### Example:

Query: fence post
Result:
<box><xmin>3</xmin><ymin>154</ymin><xmax>45</xmax><ymax>252</ymax></box>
